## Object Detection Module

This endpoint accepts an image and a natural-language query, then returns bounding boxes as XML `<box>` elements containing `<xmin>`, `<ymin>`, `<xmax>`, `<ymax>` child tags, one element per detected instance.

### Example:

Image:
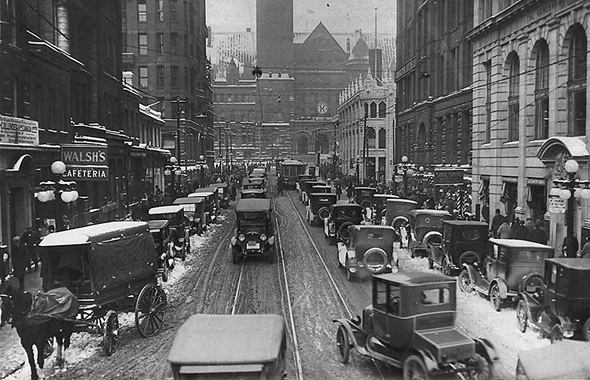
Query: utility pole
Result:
<box><xmin>363</xmin><ymin>115</ymin><xmax>368</xmax><ymax>185</ymax></box>
<box><xmin>218</xmin><ymin>124</ymin><xmax>222</xmax><ymax>172</ymax></box>
<box><xmin>332</xmin><ymin>122</ymin><xmax>338</xmax><ymax>180</ymax></box>
<box><xmin>252</xmin><ymin>66</ymin><xmax>263</xmax><ymax>165</ymax></box>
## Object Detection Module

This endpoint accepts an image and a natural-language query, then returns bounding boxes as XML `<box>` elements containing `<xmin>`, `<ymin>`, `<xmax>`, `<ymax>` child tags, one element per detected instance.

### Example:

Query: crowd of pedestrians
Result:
<box><xmin>490</xmin><ymin>208</ymin><xmax>548</xmax><ymax>245</ymax></box>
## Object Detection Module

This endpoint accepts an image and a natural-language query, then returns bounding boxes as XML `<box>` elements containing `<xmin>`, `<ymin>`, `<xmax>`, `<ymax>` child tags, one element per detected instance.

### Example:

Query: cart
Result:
<box><xmin>39</xmin><ymin>221</ymin><xmax>167</xmax><ymax>356</ymax></box>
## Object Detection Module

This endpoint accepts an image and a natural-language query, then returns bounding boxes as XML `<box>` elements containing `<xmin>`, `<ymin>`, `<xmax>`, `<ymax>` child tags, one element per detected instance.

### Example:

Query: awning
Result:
<box><xmin>536</xmin><ymin>136</ymin><xmax>588</xmax><ymax>163</ymax></box>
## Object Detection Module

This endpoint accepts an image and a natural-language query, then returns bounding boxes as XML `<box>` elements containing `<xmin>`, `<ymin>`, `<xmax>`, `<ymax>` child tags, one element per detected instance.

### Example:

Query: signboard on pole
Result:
<box><xmin>434</xmin><ymin>169</ymin><xmax>465</xmax><ymax>185</ymax></box>
<box><xmin>548</xmin><ymin>196</ymin><xmax>566</xmax><ymax>213</ymax></box>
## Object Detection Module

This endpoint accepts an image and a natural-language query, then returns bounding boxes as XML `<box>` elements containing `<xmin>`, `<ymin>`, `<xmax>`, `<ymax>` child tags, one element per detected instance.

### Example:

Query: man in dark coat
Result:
<box><xmin>528</xmin><ymin>221</ymin><xmax>548</xmax><ymax>245</ymax></box>
<box><xmin>490</xmin><ymin>209</ymin><xmax>505</xmax><ymax>238</ymax></box>
<box><xmin>11</xmin><ymin>236</ymin><xmax>27</xmax><ymax>290</ymax></box>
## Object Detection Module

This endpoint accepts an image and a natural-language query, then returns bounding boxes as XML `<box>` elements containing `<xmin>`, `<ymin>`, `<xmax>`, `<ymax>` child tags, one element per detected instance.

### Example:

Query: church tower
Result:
<box><xmin>256</xmin><ymin>0</ymin><xmax>293</xmax><ymax>71</ymax></box>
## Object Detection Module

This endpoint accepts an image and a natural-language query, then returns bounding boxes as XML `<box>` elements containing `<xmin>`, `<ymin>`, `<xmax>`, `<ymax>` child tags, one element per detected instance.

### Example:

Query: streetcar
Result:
<box><xmin>278</xmin><ymin>158</ymin><xmax>307</xmax><ymax>189</ymax></box>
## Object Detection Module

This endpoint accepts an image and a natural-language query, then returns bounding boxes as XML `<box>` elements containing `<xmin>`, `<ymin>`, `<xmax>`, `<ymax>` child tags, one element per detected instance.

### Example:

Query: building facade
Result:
<box><xmin>395</xmin><ymin>0</ymin><xmax>474</xmax><ymax>183</ymax></box>
<box><xmin>470</xmin><ymin>0</ymin><xmax>589</xmax><ymax>249</ymax></box>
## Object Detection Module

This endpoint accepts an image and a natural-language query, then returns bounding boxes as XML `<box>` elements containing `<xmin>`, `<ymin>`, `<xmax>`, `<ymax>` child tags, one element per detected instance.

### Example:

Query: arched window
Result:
<box><xmin>534</xmin><ymin>39</ymin><xmax>549</xmax><ymax>140</ymax></box>
<box><xmin>507</xmin><ymin>51</ymin><xmax>519</xmax><ymax>142</ymax></box>
<box><xmin>378</xmin><ymin>101</ymin><xmax>386</xmax><ymax>118</ymax></box>
<box><xmin>370</xmin><ymin>102</ymin><xmax>377</xmax><ymax>118</ymax></box>
<box><xmin>418</xmin><ymin>123</ymin><xmax>426</xmax><ymax>149</ymax></box>
<box><xmin>316</xmin><ymin>133</ymin><xmax>329</xmax><ymax>154</ymax></box>
<box><xmin>567</xmin><ymin>24</ymin><xmax>587</xmax><ymax>136</ymax></box>
<box><xmin>367</xmin><ymin>127</ymin><xmax>376</xmax><ymax>149</ymax></box>
<box><xmin>364</xmin><ymin>103</ymin><xmax>369</xmax><ymax>118</ymax></box>
<box><xmin>297</xmin><ymin>135</ymin><xmax>308</xmax><ymax>154</ymax></box>
<box><xmin>378</xmin><ymin>128</ymin><xmax>386</xmax><ymax>148</ymax></box>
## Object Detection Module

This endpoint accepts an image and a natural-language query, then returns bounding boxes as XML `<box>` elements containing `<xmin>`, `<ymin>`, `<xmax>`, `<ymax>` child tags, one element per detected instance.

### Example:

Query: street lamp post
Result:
<box><xmin>396</xmin><ymin>155</ymin><xmax>414</xmax><ymax>198</ymax></box>
<box><xmin>197</xmin><ymin>154</ymin><xmax>206</xmax><ymax>188</ymax></box>
<box><xmin>36</xmin><ymin>160</ymin><xmax>79</xmax><ymax>230</ymax></box>
<box><xmin>164</xmin><ymin>156</ymin><xmax>182</xmax><ymax>199</ymax></box>
<box><xmin>551</xmin><ymin>159</ymin><xmax>590</xmax><ymax>258</ymax></box>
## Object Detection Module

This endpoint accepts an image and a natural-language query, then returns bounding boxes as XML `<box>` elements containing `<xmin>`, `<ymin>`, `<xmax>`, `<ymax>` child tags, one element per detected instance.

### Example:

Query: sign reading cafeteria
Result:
<box><xmin>0</xmin><ymin>115</ymin><xmax>39</xmax><ymax>145</ymax></box>
<box><xmin>61</xmin><ymin>144</ymin><xmax>109</xmax><ymax>181</ymax></box>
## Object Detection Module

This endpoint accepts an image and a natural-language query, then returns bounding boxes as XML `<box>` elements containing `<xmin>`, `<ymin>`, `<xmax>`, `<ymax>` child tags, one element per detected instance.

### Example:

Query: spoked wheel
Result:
<box><xmin>441</xmin><ymin>257</ymin><xmax>452</xmax><ymax>276</ymax></box>
<box><xmin>102</xmin><ymin>310</ymin><xmax>119</xmax><ymax>356</ymax></box>
<box><xmin>489</xmin><ymin>283</ymin><xmax>502</xmax><ymax>312</ymax></box>
<box><xmin>135</xmin><ymin>283</ymin><xmax>167</xmax><ymax>338</ymax></box>
<box><xmin>458</xmin><ymin>270</ymin><xmax>473</xmax><ymax>293</ymax></box>
<box><xmin>516</xmin><ymin>300</ymin><xmax>528</xmax><ymax>333</ymax></box>
<box><xmin>403</xmin><ymin>355</ymin><xmax>429</xmax><ymax>380</ymax></box>
<box><xmin>550</xmin><ymin>325</ymin><xmax>564</xmax><ymax>344</ymax></box>
<box><xmin>470</xmin><ymin>353</ymin><xmax>494</xmax><ymax>380</ymax></box>
<box><xmin>335</xmin><ymin>325</ymin><xmax>350</xmax><ymax>364</ymax></box>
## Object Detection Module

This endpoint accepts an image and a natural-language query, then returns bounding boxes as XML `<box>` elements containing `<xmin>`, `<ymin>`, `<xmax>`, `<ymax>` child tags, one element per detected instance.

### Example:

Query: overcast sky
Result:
<box><xmin>206</xmin><ymin>0</ymin><xmax>396</xmax><ymax>35</ymax></box>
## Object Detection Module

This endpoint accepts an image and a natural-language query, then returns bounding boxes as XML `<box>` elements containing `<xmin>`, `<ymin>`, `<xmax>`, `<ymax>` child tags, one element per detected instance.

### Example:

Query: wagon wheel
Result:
<box><xmin>489</xmin><ymin>283</ymin><xmax>502</xmax><ymax>312</ymax></box>
<box><xmin>458</xmin><ymin>270</ymin><xmax>473</xmax><ymax>293</ymax></box>
<box><xmin>550</xmin><ymin>325</ymin><xmax>564</xmax><ymax>344</ymax></box>
<box><xmin>516</xmin><ymin>300</ymin><xmax>528</xmax><ymax>333</ymax></box>
<box><xmin>403</xmin><ymin>355</ymin><xmax>429</xmax><ymax>380</ymax></box>
<box><xmin>135</xmin><ymin>283</ymin><xmax>167</xmax><ymax>338</ymax></box>
<box><xmin>102</xmin><ymin>310</ymin><xmax>119</xmax><ymax>357</ymax></box>
<box><xmin>470</xmin><ymin>353</ymin><xmax>494</xmax><ymax>380</ymax></box>
<box><xmin>336</xmin><ymin>325</ymin><xmax>350</xmax><ymax>364</ymax></box>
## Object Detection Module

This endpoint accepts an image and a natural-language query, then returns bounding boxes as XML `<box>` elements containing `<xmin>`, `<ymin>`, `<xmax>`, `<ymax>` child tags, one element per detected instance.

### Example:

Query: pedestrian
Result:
<box><xmin>580</xmin><ymin>236</ymin><xmax>590</xmax><ymax>258</ymax></box>
<box><xmin>562</xmin><ymin>235</ymin><xmax>579</xmax><ymax>258</ymax></box>
<box><xmin>490</xmin><ymin>209</ymin><xmax>505</xmax><ymax>238</ymax></box>
<box><xmin>496</xmin><ymin>219</ymin><xmax>512</xmax><ymax>239</ymax></box>
<box><xmin>524</xmin><ymin>218</ymin><xmax>535</xmax><ymax>234</ymax></box>
<box><xmin>510</xmin><ymin>217</ymin><xmax>522</xmax><ymax>239</ymax></box>
<box><xmin>346</xmin><ymin>183</ymin><xmax>353</xmax><ymax>202</ymax></box>
<box><xmin>335</xmin><ymin>183</ymin><xmax>342</xmax><ymax>200</ymax></box>
<box><xmin>514</xmin><ymin>220</ymin><xmax>529</xmax><ymax>240</ymax></box>
<box><xmin>0</xmin><ymin>243</ymin><xmax>8</xmax><ymax>285</ymax></box>
<box><xmin>11</xmin><ymin>236</ymin><xmax>27</xmax><ymax>290</ymax></box>
<box><xmin>20</xmin><ymin>226</ymin><xmax>33</xmax><ymax>272</ymax></box>
<box><xmin>277</xmin><ymin>174</ymin><xmax>284</xmax><ymax>195</ymax></box>
<box><xmin>528</xmin><ymin>220</ymin><xmax>548</xmax><ymax>245</ymax></box>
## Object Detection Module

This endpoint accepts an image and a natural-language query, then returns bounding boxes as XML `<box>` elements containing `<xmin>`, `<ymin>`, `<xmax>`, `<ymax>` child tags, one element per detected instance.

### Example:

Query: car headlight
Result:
<box><xmin>238</xmin><ymin>234</ymin><xmax>245</xmax><ymax>242</ymax></box>
<box><xmin>268</xmin><ymin>236</ymin><xmax>275</xmax><ymax>245</ymax></box>
<box><xmin>189</xmin><ymin>216</ymin><xmax>194</xmax><ymax>222</ymax></box>
<box><xmin>260</xmin><ymin>234</ymin><xmax>267</xmax><ymax>241</ymax></box>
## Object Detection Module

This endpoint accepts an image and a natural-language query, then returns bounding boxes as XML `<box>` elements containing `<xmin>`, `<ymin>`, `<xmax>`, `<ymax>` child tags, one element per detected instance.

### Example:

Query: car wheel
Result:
<box><xmin>582</xmin><ymin>318</ymin><xmax>590</xmax><ymax>341</ymax></box>
<box><xmin>441</xmin><ymin>257</ymin><xmax>451</xmax><ymax>276</ymax></box>
<box><xmin>458</xmin><ymin>270</ymin><xmax>473</xmax><ymax>293</ymax></box>
<box><xmin>337</xmin><ymin>247</ymin><xmax>343</xmax><ymax>268</ymax></box>
<box><xmin>345</xmin><ymin>259</ymin><xmax>352</xmax><ymax>282</ymax></box>
<box><xmin>161</xmin><ymin>262</ymin><xmax>169</xmax><ymax>283</ymax></box>
<box><xmin>471</xmin><ymin>353</ymin><xmax>494</xmax><ymax>380</ymax></box>
<box><xmin>550</xmin><ymin>325</ymin><xmax>564</xmax><ymax>344</ymax></box>
<box><xmin>403</xmin><ymin>355</ymin><xmax>429</xmax><ymax>380</ymax></box>
<box><xmin>336</xmin><ymin>325</ymin><xmax>350</xmax><ymax>364</ymax></box>
<box><xmin>516</xmin><ymin>300</ymin><xmax>527</xmax><ymax>333</ymax></box>
<box><xmin>489</xmin><ymin>283</ymin><xmax>502</xmax><ymax>312</ymax></box>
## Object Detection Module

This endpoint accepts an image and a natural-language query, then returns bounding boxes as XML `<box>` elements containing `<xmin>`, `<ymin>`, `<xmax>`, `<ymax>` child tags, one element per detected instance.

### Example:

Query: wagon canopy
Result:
<box><xmin>517</xmin><ymin>340</ymin><xmax>590</xmax><ymax>380</ymax></box>
<box><xmin>39</xmin><ymin>221</ymin><xmax>157</xmax><ymax>291</ymax></box>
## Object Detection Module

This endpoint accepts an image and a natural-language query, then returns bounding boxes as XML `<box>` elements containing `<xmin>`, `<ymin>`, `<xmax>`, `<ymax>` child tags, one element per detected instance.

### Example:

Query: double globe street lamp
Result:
<box><xmin>550</xmin><ymin>159</ymin><xmax>590</xmax><ymax>258</ymax></box>
<box><xmin>164</xmin><ymin>156</ymin><xmax>182</xmax><ymax>198</ymax></box>
<box><xmin>36</xmin><ymin>160</ymin><xmax>79</xmax><ymax>230</ymax></box>
<box><xmin>395</xmin><ymin>155</ymin><xmax>415</xmax><ymax>198</ymax></box>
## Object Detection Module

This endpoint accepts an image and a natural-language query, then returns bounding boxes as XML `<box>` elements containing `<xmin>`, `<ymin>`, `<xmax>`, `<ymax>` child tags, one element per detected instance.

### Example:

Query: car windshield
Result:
<box><xmin>337</xmin><ymin>209</ymin><xmax>360</xmax><ymax>218</ymax></box>
<box><xmin>420</xmin><ymin>288</ymin><xmax>451</xmax><ymax>305</ymax></box>
<box><xmin>511</xmin><ymin>249</ymin><xmax>550</xmax><ymax>262</ymax></box>
<box><xmin>238</xmin><ymin>211</ymin><xmax>267</xmax><ymax>226</ymax></box>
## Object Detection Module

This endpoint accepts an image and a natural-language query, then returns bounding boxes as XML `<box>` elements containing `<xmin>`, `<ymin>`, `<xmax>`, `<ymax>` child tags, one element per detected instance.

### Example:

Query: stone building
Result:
<box><xmin>470</xmin><ymin>0</ymin><xmax>589</xmax><ymax>249</ymax></box>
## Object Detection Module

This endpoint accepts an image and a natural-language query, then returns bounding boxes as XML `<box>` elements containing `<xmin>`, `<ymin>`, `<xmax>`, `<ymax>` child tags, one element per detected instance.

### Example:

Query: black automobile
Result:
<box><xmin>351</xmin><ymin>186</ymin><xmax>377</xmax><ymax>208</ymax></box>
<box><xmin>306</xmin><ymin>193</ymin><xmax>337</xmax><ymax>226</ymax></box>
<box><xmin>230</xmin><ymin>199</ymin><xmax>276</xmax><ymax>264</ymax></box>
<box><xmin>323</xmin><ymin>203</ymin><xmax>364</xmax><ymax>245</ymax></box>
<box><xmin>146</xmin><ymin>219</ymin><xmax>174</xmax><ymax>282</ymax></box>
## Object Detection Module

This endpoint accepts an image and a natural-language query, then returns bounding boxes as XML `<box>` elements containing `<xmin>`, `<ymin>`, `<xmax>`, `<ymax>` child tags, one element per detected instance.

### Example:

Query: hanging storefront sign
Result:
<box><xmin>0</xmin><ymin>115</ymin><xmax>39</xmax><ymax>145</ymax></box>
<box><xmin>434</xmin><ymin>169</ymin><xmax>465</xmax><ymax>185</ymax></box>
<box><xmin>61</xmin><ymin>144</ymin><xmax>109</xmax><ymax>181</ymax></box>
<box><xmin>63</xmin><ymin>165</ymin><xmax>108</xmax><ymax>180</ymax></box>
<box><xmin>548</xmin><ymin>196</ymin><xmax>566</xmax><ymax>214</ymax></box>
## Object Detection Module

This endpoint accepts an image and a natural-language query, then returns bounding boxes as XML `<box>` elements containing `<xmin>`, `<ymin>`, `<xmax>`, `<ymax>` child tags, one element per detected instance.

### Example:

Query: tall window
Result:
<box><xmin>0</xmin><ymin>0</ymin><xmax>16</xmax><ymax>45</ymax></box>
<box><xmin>507</xmin><ymin>52</ymin><xmax>519</xmax><ymax>142</ymax></box>
<box><xmin>484</xmin><ymin>61</ymin><xmax>492</xmax><ymax>143</ymax></box>
<box><xmin>170</xmin><ymin>0</ymin><xmax>177</xmax><ymax>21</ymax></box>
<box><xmin>567</xmin><ymin>24</ymin><xmax>587</xmax><ymax>137</ymax></box>
<box><xmin>171</xmin><ymin>33</ymin><xmax>178</xmax><ymax>53</ymax></box>
<box><xmin>157</xmin><ymin>33</ymin><xmax>164</xmax><ymax>55</ymax></box>
<box><xmin>378</xmin><ymin>101</ymin><xmax>386</xmax><ymax>118</ymax></box>
<box><xmin>157</xmin><ymin>66</ymin><xmax>164</xmax><ymax>88</ymax></box>
<box><xmin>370</xmin><ymin>102</ymin><xmax>377</xmax><ymax>118</ymax></box>
<box><xmin>534</xmin><ymin>40</ymin><xmax>549</xmax><ymax>140</ymax></box>
<box><xmin>171</xmin><ymin>66</ymin><xmax>179</xmax><ymax>88</ymax></box>
<box><xmin>367</xmin><ymin>127</ymin><xmax>376</xmax><ymax>149</ymax></box>
<box><xmin>138</xmin><ymin>0</ymin><xmax>147</xmax><ymax>22</ymax></box>
<box><xmin>139</xmin><ymin>34</ymin><xmax>147</xmax><ymax>55</ymax></box>
<box><xmin>139</xmin><ymin>66</ymin><xmax>148</xmax><ymax>87</ymax></box>
<box><xmin>157</xmin><ymin>0</ymin><xmax>164</xmax><ymax>21</ymax></box>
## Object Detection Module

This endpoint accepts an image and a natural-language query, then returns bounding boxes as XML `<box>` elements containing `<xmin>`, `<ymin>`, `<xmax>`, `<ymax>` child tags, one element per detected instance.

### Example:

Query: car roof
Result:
<box><xmin>168</xmin><ymin>314</ymin><xmax>284</xmax><ymax>366</ymax></box>
<box><xmin>188</xmin><ymin>191</ymin><xmax>213</xmax><ymax>197</ymax></box>
<box><xmin>332</xmin><ymin>203</ymin><xmax>363</xmax><ymax>210</ymax></box>
<box><xmin>517</xmin><ymin>340</ymin><xmax>590</xmax><ymax>380</ymax></box>
<box><xmin>39</xmin><ymin>221</ymin><xmax>149</xmax><ymax>247</ymax></box>
<box><xmin>489</xmin><ymin>238</ymin><xmax>553</xmax><ymax>250</ymax></box>
<box><xmin>442</xmin><ymin>220</ymin><xmax>489</xmax><ymax>227</ymax></box>
<box><xmin>353</xmin><ymin>225</ymin><xmax>395</xmax><ymax>233</ymax></box>
<box><xmin>309</xmin><ymin>192</ymin><xmax>336</xmax><ymax>197</ymax></box>
<box><xmin>236</xmin><ymin>198</ymin><xmax>271</xmax><ymax>212</ymax></box>
<box><xmin>241</xmin><ymin>189</ymin><xmax>265</xmax><ymax>193</ymax></box>
<box><xmin>407</xmin><ymin>209</ymin><xmax>452</xmax><ymax>217</ymax></box>
<box><xmin>312</xmin><ymin>185</ymin><xmax>331</xmax><ymax>189</ymax></box>
<box><xmin>148</xmin><ymin>205</ymin><xmax>184</xmax><ymax>214</ymax></box>
<box><xmin>354</xmin><ymin>187</ymin><xmax>376</xmax><ymax>191</ymax></box>
<box><xmin>146</xmin><ymin>220</ymin><xmax>169</xmax><ymax>230</ymax></box>
<box><xmin>374</xmin><ymin>271</ymin><xmax>454</xmax><ymax>286</ymax></box>
<box><xmin>174</xmin><ymin>197</ymin><xmax>204</xmax><ymax>204</ymax></box>
<box><xmin>374</xmin><ymin>194</ymin><xmax>399</xmax><ymax>199</ymax></box>
<box><xmin>546</xmin><ymin>258</ymin><xmax>590</xmax><ymax>270</ymax></box>
<box><xmin>386</xmin><ymin>198</ymin><xmax>418</xmax><ymax>205</ymax></box>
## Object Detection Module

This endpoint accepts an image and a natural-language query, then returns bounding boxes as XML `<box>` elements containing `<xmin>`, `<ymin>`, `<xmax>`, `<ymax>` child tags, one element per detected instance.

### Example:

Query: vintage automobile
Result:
<box><xmin>516</xmin><ymin>258</ymin><xmax>590</xmax><ymax>342</ymax></box>
<box><xmin>428</xmin><ymin>220</ymin><xmax>490</xmax><ymax>276</ymax></box>
<box><xmin>208</xmin><ymin>182</ymin><xmax>230</xmax><ymax>208</ymax></box>
<box><xmin>382</xmin><ymin>198</ymin><xmax>418</xmax><ymax>230</ymax></box>
<box><xmin>241</xmin><ymin>188</ymin><xmax>267</xmax><ymax>199</ymax></box>
<box><xmin>147</xmin><ymin>205</ymin><xmax>190</xmax><ymax>260</ymax></box>
<box><xmin>250</xmin><ymin>167</ymin><xmax>267</xmax><ymax>178</ymax></box>
<box><xmin>516</xmin><ymin>340</ymin><xmax>590</xmax><ymax>380</ymax></box>
<box><xmin>459</xmin><ymin>238</ymin><xmax>554</xmax><ymax>311</ymax></box>
<box><xmin>296</xmin><ymin>174</ymin><xmax>315</xmax><ymax>198</ymax></box>
<box><xmin>230</xmin><ymin>199</ymin><xmax>276</xmax><ymax>264</ymax></box>
<box><xmin>168</xmin><ymin>314</ymin><xmax>286</xmax><ymax>380</ymax></box>
<box><xmin>188</xmin><ymin>191</ymin><xmax>218</xmax><ymax>223</ymax></box>
<box><xmin>351</xmin><ymin>186</ymin><xmax>377</xmax><ymax>209</ymax></box>
<box><xmin>336</xmin><ymin>225</ymin><xmax>399</xmax><ymax>281</ymax></box>
<box><xmin>247</xmin><ymin>176</ymin><xmax>266</xmax><ymax>188</ymax></box>
<box><xmin>369</xmin><ymin>194</ymin><xmax>399</xmax><ymax>225</ymax></box>
<box><xmin>306</xmin><ymin>193</ymin><xmax>337</xmax><ymax>226</ymax></box>
<box><xmin>173</xmin><ymin>197</ymin><xmax>208</xmax><ymax>235</ymax></box>
<box><xmin>302</xmin><ymin>181</ymin><xmax>326</xmax><ymax>204</ymax></box>
<box><xmin>145</xmin><ymin>219</ymin><xmax>175</xmax><ymax>282</ymax></box>
<box><xmin>334</xmin><ymin>272</ymin><xmax>497</xmax><ymax>380</ymax></box>
<box><xmin>324</xmin><ymin>203</ymin><xmax>364</xmax><ymax>245</ymax></box>
<box><xmin>195</xmin><ymin>187</ymin><xmax>221</xmax><ymax>214</ymax></box>
<box><xmin>406</xmin><ymin>209</ymin><xmax>453</xmax><ymax>258</ymax></box>
<box><xmin>311</xmin><ymin>184</ymin><xmax>332</xmax><ymax>194</ymax></box>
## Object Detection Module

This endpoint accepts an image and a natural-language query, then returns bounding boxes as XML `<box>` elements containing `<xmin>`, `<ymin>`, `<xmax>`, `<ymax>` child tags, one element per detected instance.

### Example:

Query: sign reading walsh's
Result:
<box><xmin>61</xmin><ymin>144</ymin><xmax>109</xmax><ymax>181</ymax></box>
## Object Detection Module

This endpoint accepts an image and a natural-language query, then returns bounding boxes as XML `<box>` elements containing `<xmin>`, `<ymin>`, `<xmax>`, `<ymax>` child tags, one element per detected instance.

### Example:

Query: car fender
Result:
<box><xmin>474</xmin><ymin>338</ymin><xmax>499</xmax><ymax>363</ymax></box>
<box><xmin>408</xmin><ymin>348</ymin><xmax>439</xmax><ymax>373</ymax></box>
<box><xmin>519</xmin><ymin>272</ymin><xmax>544</xmax><ymax>294</ymax></box>
<box><xmin>489</xmin><ymin>278</ymin><xmax>508</xmax><ymax>299</ymax></box>
<box><xmin>422</xmin><ymin>230</ymin><xmax>442</xmax><ymax>246</ymax></box>
<box><xmin>230</xmin><ymin>237</ymin><xmax>237</xmax><ymax>246</ymax></box>
<box><xmin>462</xmin><ymin>263</ymin><xmax>481</xmax><ymax>283</ymax></box>
<box><xmin>333</xmin><ymin>318</ymin><xmax>363</xmax><ymax>347</ymax></box>
<box><xmin>336</xmin><ymin>242</ymin><xmax>347</xmax><ymax>265</ymax></box>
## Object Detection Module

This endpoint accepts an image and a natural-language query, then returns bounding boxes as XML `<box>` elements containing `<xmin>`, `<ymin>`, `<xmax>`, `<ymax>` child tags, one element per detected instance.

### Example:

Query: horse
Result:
<box><xmin>0</xmin><ymin>276</ymin><xmax>77</xmax><ymax>380</ymax></box>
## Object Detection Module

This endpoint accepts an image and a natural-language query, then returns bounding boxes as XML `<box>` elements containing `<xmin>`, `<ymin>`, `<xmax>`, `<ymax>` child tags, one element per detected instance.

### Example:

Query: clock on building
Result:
<box><xmin>317</xmin><ymin>101</ymin><xmax>328</xmax><ymax>115</ymax></box>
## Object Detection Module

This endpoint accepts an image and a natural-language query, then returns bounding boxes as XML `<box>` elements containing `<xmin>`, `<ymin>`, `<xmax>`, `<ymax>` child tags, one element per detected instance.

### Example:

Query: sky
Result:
<box><xmin>206</xmin><ymin>0</ymin><xmax>396</xmax><ymax>35</ymax></box>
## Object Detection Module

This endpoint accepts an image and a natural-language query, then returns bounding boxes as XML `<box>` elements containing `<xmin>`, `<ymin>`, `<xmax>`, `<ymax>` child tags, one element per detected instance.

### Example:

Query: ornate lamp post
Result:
<box><xmin>164</xmin><ymin>156</ymin><xmax>182</xmax><ymax>199</ymax></box>
<box><xmin>396</xmin><ymin>155</ymin><xmax>414</xmax><ymax>198</ymax></box>
<box><xmin>550</xmin><ymin>159</ymin><xmax>590</xmax><ymax>258</ymax></box>
<box><xmin>197</xmin><ymin>154</ymin><xmax>207</xmax><ymax>188</ymax></box>
<box><xmin>36</xmin><ymin>160</ymin><xmax>79</xmax><ymax>230</ymax></box>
